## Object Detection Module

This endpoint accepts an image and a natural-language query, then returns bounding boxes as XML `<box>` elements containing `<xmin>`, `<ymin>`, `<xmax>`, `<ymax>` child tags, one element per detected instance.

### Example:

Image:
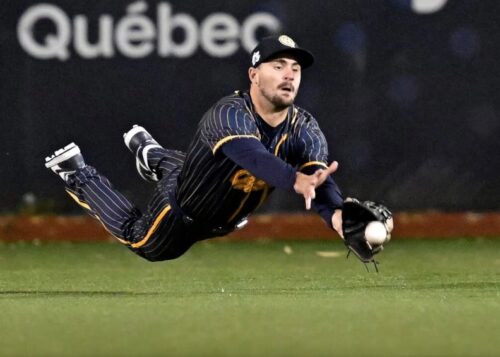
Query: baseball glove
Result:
<box><xmin>342</xmin><ymin>199</ymin><xmax>393</xmax><ymax>267</ymax></box>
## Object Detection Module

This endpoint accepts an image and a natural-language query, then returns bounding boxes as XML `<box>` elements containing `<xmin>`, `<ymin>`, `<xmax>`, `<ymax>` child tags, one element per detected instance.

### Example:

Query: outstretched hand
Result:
<box><xmin>293</xmin><ymin>161</ymin><xmax>339</xmax><ymax>210</ymax></box>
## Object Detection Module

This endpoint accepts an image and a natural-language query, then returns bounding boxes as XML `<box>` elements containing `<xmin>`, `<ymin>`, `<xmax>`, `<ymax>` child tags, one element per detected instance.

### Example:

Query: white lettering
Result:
<box><xmin>241</xmin><ymin>13</ymin><xmax>281</xmax><ymax>52</ymax></box>
<box><xmin>17</xmin><ymin>4</ymin><xmax>71</xmax><ymax>60</ymax></box>
<box><xmin>412</xmin><ymin>0</ymin><xmax>448</xmax><ymax>14</ymax></box>
<box><xmin>16</xmin><ymin>2</ymin><xmax>282</xmax><ymax>60</ymax></box>
<box><xmin>116</xmin><ymin>1</ymin><xmax>156</xmax><ymax>58</ymax></box>
<box><xmin>157</xmin><ymin>3</ymin><xmax>198</xmax><ymax>57</ymax></box>
<box><xmin>200</xmin><ymin>13</ymin><xmax>239</xmax><ymax>57</ymax></box>
<box><xmin>74</xmin><ymin>15</ymin><xmax>114</xmax><ymax>58</ymax></box>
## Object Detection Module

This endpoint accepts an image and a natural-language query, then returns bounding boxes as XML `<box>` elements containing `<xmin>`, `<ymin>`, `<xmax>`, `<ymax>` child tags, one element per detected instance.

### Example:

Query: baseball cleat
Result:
<box><xmin>45</xmin><ymin>142</ymin><xmax>86</xmax><ymax>182</ymax></box>
<box><xmin>123</xmin><ymin>125</ymin><xmax>162</xmax><ymax>182</ymax></box>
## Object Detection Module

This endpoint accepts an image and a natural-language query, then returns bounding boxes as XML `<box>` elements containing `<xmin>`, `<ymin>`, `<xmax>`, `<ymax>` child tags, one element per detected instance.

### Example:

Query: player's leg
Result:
<box><xmin>125</xmin><ymin>177</ymin><xmax>196</xmax><ymax>261</ymax></box>
<box><xmin>45</xmin><ymin>143</ymin><xmax>144</xmax><ymax>243</ymax></box>
<box><xmin>44</xmin><ymin>143</ymin><xmax>99</xmax><ymax>218</ymax></box>
<box><xmin>123</xmin><ymin>125</ymin><xmax>186</xmax><ymax>181</ymax></box>
<box><xmin>45</xmin><ymin>143</ymin><xmax>195</xmax><ymax>261</ymax></box>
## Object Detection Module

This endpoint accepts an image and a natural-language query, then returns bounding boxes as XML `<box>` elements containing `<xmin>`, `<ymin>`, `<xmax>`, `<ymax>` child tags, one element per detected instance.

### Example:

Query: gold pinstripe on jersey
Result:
<box><xmin>299</xmin><ymin>161</ymin><xmax>328</xmax><ymax>170</ymax></box>
<box><xmin>291</xmin><ymin>107</ymin><xmax>299</xmax><ymax>126</ymax></box>
<box><xmin>274</xmin><ymin>134</ymin><xmax>288</xmax><ymax>155</ymax></box>
<box><xmin>212</xmin><ymin>134</ymin><xmax>260</xmax><ymax>154</ymax></box>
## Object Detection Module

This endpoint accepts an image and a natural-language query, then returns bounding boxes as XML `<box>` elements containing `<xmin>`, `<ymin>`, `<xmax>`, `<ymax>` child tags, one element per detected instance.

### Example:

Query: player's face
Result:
<box><xmin>254</xmin><ymin>56</ymin><xmax>302</xmax><ymax>110</ymax></box>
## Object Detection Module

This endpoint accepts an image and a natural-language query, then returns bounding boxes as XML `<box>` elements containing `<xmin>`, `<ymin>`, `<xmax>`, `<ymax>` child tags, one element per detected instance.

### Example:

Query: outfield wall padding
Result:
<box><xmin>1</xmin><ymin>213</ymin><xmax>499</xmax><ymax>242</ymax></box>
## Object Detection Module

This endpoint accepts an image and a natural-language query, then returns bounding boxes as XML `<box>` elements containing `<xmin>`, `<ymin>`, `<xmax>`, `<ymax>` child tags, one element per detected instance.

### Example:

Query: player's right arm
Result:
<box><xmin>293</xmin><ymin>161</ymin><xmax>339</xmax><ymax>209</ymax></box>
<box><xmin>221</xmin><ymin>138</ymin><xmax>340</xmax><ymax>209</ymax></box>
<box><xmin>202</xmin><ymin>98</ymin><xmax>331</xmax><ymax>204</ymax></box>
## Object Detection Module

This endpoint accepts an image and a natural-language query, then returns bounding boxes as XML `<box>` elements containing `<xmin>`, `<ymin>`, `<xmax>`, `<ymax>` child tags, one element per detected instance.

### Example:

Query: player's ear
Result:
<box><xmin>248</xmin><ymin>67</ymin><xmax>258</xmax><ymax>84</ymax></box>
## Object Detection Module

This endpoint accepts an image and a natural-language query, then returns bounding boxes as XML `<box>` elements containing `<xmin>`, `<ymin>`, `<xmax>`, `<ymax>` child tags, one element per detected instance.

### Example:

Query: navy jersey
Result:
<box><xmin>176</xmin><ymin>91</ymin><xmax>333</xmax><ymax>232</ymax></box>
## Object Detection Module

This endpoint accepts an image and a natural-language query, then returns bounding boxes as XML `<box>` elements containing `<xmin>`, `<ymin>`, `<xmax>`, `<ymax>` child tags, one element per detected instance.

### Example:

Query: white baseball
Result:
<box><xmin>365</xmin><ymin>221</ymin><xmax>387</xmax><ymax>245</ymax></box>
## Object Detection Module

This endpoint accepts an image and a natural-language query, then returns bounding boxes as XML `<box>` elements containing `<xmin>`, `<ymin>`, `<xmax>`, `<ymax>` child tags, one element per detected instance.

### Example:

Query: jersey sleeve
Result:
<box><xmin>201</xmin><ymin>102</ymin><xmax>260</xmax><ymax>154</ymax></box>
<box><xmin>296</xmin><ymin>117</ymin><xmax>329</xmax><ymax>172</ymax></box>
<box><xmin>221</xmin><ymin>138</ymin><xmax>296</xmax><ymax>190</ymax></box>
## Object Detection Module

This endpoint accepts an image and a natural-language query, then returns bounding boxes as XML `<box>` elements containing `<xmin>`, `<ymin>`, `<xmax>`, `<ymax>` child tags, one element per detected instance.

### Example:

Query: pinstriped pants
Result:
<box><xmin>66</xmin><ymin>148</ymin><xmax>196</xmax><ymax>261</ymax></box>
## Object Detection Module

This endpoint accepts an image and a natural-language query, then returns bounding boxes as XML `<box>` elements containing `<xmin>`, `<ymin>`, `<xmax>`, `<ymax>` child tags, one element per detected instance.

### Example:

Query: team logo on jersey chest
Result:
<box><xmin>231</xmin><ymin>169</ymin><xmax>268</xmax><ymax>192</ymax></box>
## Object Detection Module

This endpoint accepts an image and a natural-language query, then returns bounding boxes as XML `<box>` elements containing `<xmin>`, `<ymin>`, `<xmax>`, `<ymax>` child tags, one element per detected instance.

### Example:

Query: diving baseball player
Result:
<box><xmin>45</xmin><ymin>35</ymin><xmax>347</xmax><ymax>262</ymax></box>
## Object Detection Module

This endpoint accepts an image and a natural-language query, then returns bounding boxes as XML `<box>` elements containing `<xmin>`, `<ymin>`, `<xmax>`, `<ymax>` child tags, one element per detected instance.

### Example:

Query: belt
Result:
<box><xmin>168</xmin><ymin>190</ymin><xmax>194</xmax><ymax>226</ymax></box>
<box><xmin>168</xmin><ymin>191</ymin><xmax>248</xmax><ymax>235</ymax></box>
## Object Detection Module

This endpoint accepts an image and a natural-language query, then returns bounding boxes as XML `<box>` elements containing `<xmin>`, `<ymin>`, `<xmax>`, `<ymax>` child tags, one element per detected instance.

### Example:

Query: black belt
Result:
<box><xmin>168</xmin><ymin>191</ymin><xmax>194</xmax><ymax>226</ymax></box>
<box><xmin>168</xmin><ymin>191</ymin><xmax>248</xmax><ymax>235</ymax></box>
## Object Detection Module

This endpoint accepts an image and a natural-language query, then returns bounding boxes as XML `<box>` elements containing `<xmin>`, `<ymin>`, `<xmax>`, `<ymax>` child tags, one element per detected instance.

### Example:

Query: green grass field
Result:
<box><xmin>1</xmin><ymin>238</ymin><xmax>500</xmax><ymax>356</ymax></box>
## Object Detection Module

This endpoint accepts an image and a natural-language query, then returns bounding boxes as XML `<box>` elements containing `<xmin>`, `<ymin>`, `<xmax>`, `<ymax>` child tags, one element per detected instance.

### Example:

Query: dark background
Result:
<box><xmin>1</xmin><ymin>0</ymin><xmax>499</xmax><ymax>214</ymax></box>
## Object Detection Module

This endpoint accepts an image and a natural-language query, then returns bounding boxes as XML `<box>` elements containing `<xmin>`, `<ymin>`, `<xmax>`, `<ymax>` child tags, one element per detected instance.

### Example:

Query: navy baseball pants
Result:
<box><xmin>65</xmin><ymin>148</ymin><xmax>195</xmax><ymax>261</ymax></box>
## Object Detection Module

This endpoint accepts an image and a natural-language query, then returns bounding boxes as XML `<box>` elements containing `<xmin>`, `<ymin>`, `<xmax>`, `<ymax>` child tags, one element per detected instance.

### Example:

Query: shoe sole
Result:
<box><xmin>45</xmin><ymin>143</ymin><xmax>80</xmax><ymax>168</ymax></box>
<box><xmin>123</xmin><ymin>125</ymin><xmax>146</xmax><ymax>152</ymax></box>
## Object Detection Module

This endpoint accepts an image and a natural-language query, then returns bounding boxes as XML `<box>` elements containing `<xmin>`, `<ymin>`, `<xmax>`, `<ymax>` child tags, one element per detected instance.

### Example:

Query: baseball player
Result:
<box><xmin>45</xmin><ymin>35</ymin><xmax>346</xmax><ymax>262</ymax></box>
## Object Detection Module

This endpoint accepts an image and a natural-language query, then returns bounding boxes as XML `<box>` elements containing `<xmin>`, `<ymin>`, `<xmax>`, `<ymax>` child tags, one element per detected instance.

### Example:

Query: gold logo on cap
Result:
<box><xmin>278</xmin><ymin>35</ymin><xmax>296</xmax><ymax>48</ymax></box>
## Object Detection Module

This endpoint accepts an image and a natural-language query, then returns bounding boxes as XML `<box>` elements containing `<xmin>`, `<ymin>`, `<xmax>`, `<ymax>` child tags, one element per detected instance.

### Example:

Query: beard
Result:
<box><xmin>258</xmin><ymin>85</ymin><xmax>296</xmax><ymax>110</ymax></box>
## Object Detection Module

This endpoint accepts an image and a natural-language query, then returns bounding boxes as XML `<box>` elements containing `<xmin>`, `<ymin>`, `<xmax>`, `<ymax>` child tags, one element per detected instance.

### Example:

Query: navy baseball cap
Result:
<box><xmin>250</xmin><ymin>35</ymin><xmax>315</xmax><ymax>69</ymax></box>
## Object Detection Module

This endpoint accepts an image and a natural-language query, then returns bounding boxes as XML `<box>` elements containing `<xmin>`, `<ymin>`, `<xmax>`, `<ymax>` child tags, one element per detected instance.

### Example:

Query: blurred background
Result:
<box><xmin>1</xmin><ymin>0</ymin><xmax>499</xmax><ymax>215</ymax></box>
